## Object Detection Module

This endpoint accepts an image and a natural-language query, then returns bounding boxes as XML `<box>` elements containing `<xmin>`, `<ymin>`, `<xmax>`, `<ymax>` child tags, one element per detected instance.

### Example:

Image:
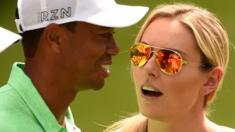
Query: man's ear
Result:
<box><xmin>43</xmin><ymin>23</ymin><xmax>63</xmax><ymax>53</ymax></box>
<box><xmin>203</xmin><ymin>67</ymin><xmax>223</xmax><ymax>101</ymax></box>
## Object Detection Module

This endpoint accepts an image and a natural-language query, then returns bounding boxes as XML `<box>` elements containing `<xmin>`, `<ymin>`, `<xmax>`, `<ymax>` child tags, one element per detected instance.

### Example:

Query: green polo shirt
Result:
<box><xmin>0</xmin><ymin>62</ymin><xmax>80</xmax><ymax>132</ymax></box>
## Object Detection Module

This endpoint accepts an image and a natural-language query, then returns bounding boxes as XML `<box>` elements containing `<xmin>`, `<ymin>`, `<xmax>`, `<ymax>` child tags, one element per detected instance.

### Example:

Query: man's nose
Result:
<box><xmin>107</xmin><ymin>38</ymin><xmax>120</xmax><ymax>56</ymax></box>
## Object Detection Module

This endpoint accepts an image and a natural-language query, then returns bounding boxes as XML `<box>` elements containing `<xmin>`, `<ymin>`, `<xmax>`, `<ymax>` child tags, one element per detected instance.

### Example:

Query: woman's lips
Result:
<box><xmin>141</xmin><ymin>85</ymin><xmax>163</xmax><ymax>97</ymax></box>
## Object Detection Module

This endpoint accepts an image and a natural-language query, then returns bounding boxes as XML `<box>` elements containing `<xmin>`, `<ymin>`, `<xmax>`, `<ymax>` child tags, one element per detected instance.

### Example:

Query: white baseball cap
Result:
<box><xmin>15</xmin><ymin>0</ymin><xmax>149</xmax><ymax>33</ymax></box>
<box><xmin>0</xmin><ymin>27</ymin><xmax>22</xmax><ymax>53</ymax></box>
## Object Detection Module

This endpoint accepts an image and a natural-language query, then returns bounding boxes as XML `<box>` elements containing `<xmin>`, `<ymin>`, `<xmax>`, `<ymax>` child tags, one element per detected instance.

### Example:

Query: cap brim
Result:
<box><xmin>0</xmin><ymin>27</ymin><xmax>21</xmax><ymax>53</ymax></box>
<box><xmin>78</xmin><ymin>5</ymin><xmax>149</xmax><ymax>28</ymax></box>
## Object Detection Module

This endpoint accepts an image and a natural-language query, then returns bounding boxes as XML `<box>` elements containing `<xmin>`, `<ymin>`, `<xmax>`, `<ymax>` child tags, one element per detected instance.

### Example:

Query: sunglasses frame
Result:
<box><xmin>130</xmin><ymin>42</ymin><xmax>190</xmax><ymax>75</ymax></box>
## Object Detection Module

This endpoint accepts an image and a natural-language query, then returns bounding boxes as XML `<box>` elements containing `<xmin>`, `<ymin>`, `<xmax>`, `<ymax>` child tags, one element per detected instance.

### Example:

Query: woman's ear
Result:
<box><xmin>203</xmin><ymin>67</ymin><xmax>223</xmax><ymax>101</ymax></box>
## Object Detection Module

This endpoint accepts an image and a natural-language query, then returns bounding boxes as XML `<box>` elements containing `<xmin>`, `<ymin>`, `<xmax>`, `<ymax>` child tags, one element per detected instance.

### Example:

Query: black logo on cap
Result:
<box><xmin>40</xmin><ymin>7</ymin><xmax>71</xmax><ymax>22</ymax></box>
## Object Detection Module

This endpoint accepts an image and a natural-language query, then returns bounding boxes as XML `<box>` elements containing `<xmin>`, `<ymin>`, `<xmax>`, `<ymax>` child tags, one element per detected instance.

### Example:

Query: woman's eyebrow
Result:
<box><xmin>140</xmin><ymin>40</ymin><xmax>188</xmax><ymax>57</ymax></box>
<box><xmin>168</xmin><ymin>48</ymin><xmax>188</xmax><ymax>57</ymax></box>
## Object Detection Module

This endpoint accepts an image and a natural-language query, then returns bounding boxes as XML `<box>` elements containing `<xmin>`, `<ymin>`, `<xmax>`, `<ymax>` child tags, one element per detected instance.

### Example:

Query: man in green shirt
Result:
<box><xmin>0</xmin><ymin>0</ymin><xmax>148</xmax><ymax>131</ymax></box>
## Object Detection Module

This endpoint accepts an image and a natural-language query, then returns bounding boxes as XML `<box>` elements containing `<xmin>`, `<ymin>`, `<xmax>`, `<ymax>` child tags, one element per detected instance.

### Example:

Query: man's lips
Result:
<box><xmin>99</xmin><ymin>59</ymin><xmax>112</xmax><ymax>76</ymax></box>
<box><xmin>101</xmin><ymin>60</ymin><xmax>112</xmax><ymax>65</ymax></box>
<box><xmin>101</xmin><ymin>65</ymin><xmax>110</xmax><ymax>74</ymax></box>
<box><xmin>99</xmin><ymin>55</ymin><xmax>112</xmax><ymax>65</ymax></box>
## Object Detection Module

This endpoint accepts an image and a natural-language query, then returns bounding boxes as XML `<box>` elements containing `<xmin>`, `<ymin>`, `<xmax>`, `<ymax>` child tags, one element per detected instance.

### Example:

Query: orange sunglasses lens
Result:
<box><xmin>130</xmin><ymin>43</ymin><xmax>152</xmax><ymax>67</ymax></box>
<box><xmin>130</xmin><ymin>43</ymin><xmax>185</xmax><ymax>75</ymax></box>
<box><xmin>156</xmin><ymin>49</ymin><xmax>183</xmax><ymax>75</ymax></box>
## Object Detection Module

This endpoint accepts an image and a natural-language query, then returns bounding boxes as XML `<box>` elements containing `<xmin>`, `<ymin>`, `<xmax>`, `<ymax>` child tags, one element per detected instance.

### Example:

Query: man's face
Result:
<box><xmin>60</xmin><ymin>22</ymin><xmax>119</xmax><ymax>91</ymax></box>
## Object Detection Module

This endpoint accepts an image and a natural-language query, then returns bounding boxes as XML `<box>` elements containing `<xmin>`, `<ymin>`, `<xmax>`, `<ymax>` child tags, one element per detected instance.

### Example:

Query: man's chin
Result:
<box><xmin>91</xmin><ymin>78</ymin><xmax>106</xmax><ymax>90</ymax></box>
<box><xmin>92</xmin><ymin>86</ymin><xmax>103</xmax><ymax>91</ymax></box>
<box><xmin>92</xmin><ymin>82</ymin><xmax>105</xmax><ymax>91</ymax></box>
<box><xmin>79</xmin><ymin>81</ymin><xmax>105</xmax><ymax>91</ymax></box>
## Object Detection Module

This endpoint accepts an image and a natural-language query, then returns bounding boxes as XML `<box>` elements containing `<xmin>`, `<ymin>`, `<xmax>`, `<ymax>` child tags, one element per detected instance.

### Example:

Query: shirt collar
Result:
<box><xmin>65</xmin><ymin>108</ymin><xmax>81</xmax><ymax>132</ymax></box>
<box><xmin>8</xmin><ymin>62</ymin><xmax>80</xmax><ymax>132</ymax></box>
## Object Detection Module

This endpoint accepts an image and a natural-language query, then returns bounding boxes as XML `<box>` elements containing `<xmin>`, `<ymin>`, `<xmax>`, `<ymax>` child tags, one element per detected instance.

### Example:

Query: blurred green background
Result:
<box><xmin>0</xmin><ymin>0</ymin><xmax>235</xmax><ymax>132</ymax></box>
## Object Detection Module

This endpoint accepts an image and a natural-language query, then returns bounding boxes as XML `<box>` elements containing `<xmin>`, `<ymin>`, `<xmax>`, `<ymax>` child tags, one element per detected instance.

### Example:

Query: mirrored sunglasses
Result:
<box><xmin>129</xmin><ymin>43</ymin><xmax>189</xmax><ymax>75</ymax></box>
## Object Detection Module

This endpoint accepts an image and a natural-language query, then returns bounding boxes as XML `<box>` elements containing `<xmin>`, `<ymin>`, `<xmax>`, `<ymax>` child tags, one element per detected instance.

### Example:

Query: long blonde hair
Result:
<box><xmin>104</xmin><ymin>114</ymin><xmax>147</xmax><ymax>132</ymax></box>
<box><xmin>104</xmin><ymin>3</ymin><xmax>229</xmax><ymax>132</ymax></box>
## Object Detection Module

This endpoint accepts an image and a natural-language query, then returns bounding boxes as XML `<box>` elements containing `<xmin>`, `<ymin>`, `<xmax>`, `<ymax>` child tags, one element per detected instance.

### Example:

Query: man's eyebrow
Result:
<box><xmin>94</xmin><ymin>28</ymin><xmax>115</xmax><ymax>34</ymax></box>
<box><xmin>100</xmin><ymin>28</ymin><xmax>114</xmax><ymax>32</ymax></box>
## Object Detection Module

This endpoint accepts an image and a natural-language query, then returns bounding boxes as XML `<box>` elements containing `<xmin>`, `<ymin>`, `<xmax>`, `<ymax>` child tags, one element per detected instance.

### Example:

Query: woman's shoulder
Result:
<box><xmin>208</xmin><ymin>120</ymin><xmax>235</xmax><ymax>132</ymax></box>
<box><xmin>218</xmin><ymin>125</ymin><xmax>235</xmax><ymax>132</ymax></box>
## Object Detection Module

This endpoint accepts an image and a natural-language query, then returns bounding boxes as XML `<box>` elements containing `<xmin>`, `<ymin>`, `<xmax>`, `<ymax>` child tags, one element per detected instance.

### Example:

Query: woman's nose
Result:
<box><xmin>142</xmin><ymin>55</ymin><xmax>160</xmax><ymax>78</ymax></box>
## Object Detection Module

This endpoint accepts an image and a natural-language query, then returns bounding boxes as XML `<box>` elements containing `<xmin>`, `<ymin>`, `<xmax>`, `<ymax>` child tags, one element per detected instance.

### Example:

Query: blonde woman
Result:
<box><xmin>104</xmin><ymin>3</ymin><xmax>235</xmax><ymax>132</ymax></box>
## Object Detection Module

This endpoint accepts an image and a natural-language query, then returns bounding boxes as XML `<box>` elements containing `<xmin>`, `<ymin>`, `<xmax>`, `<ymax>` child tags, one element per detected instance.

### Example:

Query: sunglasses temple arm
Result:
<box><xmin>118</xmin><ymin>50</ymin><xmax>130</xmax><ymax>55</ymax></box>
<box><xmin>183</xmin><ymin>60</ymin><xmax>189</xmax><ymax>65</ymax></box>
